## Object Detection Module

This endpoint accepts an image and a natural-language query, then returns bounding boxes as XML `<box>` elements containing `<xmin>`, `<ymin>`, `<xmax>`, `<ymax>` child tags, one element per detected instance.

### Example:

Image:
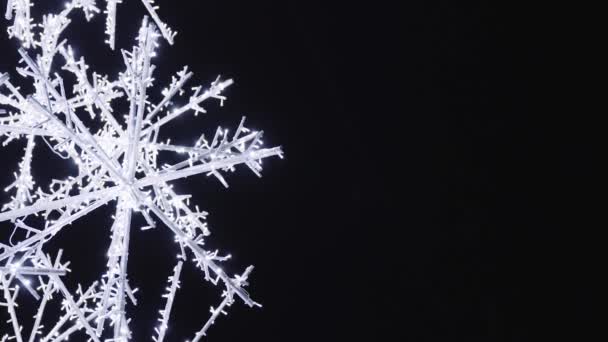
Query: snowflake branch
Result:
<box><xmin>153</xmin><ymin>260</ymin><xmax>183</xmax><ymax>342</ymax></box>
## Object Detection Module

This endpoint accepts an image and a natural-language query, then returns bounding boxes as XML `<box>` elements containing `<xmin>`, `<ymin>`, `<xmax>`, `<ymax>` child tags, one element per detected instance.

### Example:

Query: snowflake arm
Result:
<box><xmin>153</xmin><ymin>260</ymin><xmax>183</xmax><ymax>342</ymax></box>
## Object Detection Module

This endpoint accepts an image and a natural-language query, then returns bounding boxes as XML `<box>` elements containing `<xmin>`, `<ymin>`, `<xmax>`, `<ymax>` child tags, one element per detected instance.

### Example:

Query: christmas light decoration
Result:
<box><xmin>0</xmin><ymin>1</ymin><xmax>283</xmax><ymax>340</ymax></box>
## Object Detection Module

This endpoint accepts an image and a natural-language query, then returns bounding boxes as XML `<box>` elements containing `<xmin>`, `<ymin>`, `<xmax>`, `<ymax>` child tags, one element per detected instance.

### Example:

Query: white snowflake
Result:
<box><xmin>0</xmin><ymin>1</ymin><xmax>283</xmax><ymax>341</ymax></box>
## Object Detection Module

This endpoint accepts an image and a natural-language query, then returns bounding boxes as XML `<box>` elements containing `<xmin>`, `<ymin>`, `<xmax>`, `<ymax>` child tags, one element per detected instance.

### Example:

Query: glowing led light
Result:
<box><xmin>0</xmin><ymin>1</ymin><xmax>282</xmax><ymax>341</ymax></box>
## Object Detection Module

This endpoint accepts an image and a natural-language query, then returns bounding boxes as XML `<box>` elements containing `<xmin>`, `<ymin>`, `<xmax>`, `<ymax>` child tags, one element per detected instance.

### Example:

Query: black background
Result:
<box><xmin>0</xmin><ymin>1</ymin><xmax>593</xmax><ymax>341</ymax></box>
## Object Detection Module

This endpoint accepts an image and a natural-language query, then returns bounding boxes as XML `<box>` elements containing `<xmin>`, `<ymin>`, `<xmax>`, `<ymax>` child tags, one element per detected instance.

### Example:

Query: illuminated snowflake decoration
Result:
<box><xmin>0</xmin><ymin>1</ymin><xmax>283</xmax><ymax>341</ymax></box>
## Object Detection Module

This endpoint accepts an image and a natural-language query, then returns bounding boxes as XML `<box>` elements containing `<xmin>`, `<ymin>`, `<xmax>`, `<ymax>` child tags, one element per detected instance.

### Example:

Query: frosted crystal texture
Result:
<box><xmin>0</xmin><ymin>1</ymin><xmax>283</xmax><ymax>341</ymax></box>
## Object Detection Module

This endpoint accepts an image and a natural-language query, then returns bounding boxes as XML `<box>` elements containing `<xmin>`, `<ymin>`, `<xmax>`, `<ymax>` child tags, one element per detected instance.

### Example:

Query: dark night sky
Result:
<box><xmin>0</xmin><ymin>1</ymin><xmax>593</xmax><ymax>341</ymax></box>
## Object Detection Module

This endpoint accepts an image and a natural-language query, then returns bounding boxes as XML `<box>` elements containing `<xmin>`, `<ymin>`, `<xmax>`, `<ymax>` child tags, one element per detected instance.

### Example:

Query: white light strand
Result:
<box><xmin>153</xmin><ymin>260</ymin><xmax>182</xmax><ymax>342</ymax></box>
<box><xmin>0</xmin><ymin>1</ymin><xmax>282</xmax><ymax>340</ymax></box>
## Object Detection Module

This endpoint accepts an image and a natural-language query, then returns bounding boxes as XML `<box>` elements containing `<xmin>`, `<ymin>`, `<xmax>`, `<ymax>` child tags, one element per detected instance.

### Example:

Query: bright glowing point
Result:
<box><xmin>0</xmin><ymin>1</ymin><xmax>282</xmax><ymax>341</ymax></box>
